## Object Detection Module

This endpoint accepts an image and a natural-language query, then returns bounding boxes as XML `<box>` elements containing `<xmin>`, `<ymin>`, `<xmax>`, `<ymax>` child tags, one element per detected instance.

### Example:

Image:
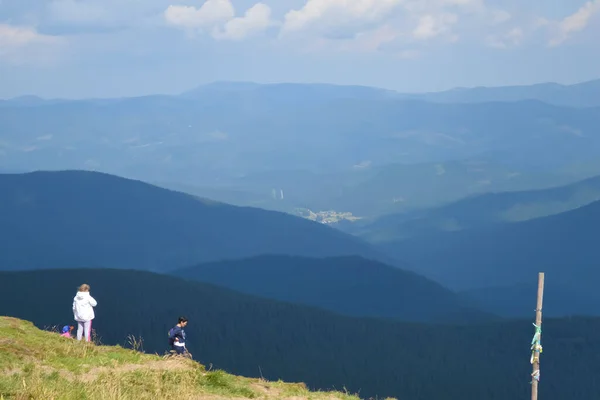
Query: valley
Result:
<box><xmin>2</xmin><ymin>78</ymin><xmax>600</xmax><ymax>400</ymax></box>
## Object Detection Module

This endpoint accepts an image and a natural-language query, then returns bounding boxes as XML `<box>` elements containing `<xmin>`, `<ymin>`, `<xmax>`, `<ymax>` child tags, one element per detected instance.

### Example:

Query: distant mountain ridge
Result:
<box><xmin>181</xmin><ymin>81</ymin><xmax>399</xmax><ymax>104</ymax></box>
<box><xmin>381</xmin><ymin>199</ymin><xmax>600</xmax><ymax>298</ymax></box>
<box><xmin>2</xmin><ymin>79</ymin><xmax>600</xmax><ymax>221</ymax></box>
<box><xmin>2</xmin><ymin>80</ymin><xmax>599</xmax><ymax>185</ymax></box>
<box><xmin>184</xmin><ymin>78</ymin><xmax>600</xmax><ymax>107</ymax></box>
<box><xmin>0</xmin><ymin>170</ymin><xmax>392</xmax><ymax>271</ymax></box>
<box><xmin>160</xmin><ymin>158</ymin><xmax>582</xmax><ymax>217</ymax></box>
<box><xmin>173</xmin><ymin>255</ymin><xmax>494</xmax><ymax>324</ymax></box>
<box><xmin>5</xmin><ymin>78</ymin><xmax>599</xmax><ymax>107</ymax></box>
<box><xmin>353</xmin><ymin>174</ymin><xmax>600</xmax><ymax>242</ymax></box>
<box><xmin>406</xmin><ymin>79</ymin><xmax>600</xmax><ymax>107</ymax></box>
<box><xmin>376</xmin><ymin>199</ymin><xmax>600</xmax><ymax>319</ymax></box>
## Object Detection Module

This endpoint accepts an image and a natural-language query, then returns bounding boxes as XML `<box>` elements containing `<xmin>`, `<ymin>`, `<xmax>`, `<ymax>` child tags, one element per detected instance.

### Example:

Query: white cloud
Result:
<box><xmin>443</xmin><ymin>0</ymin><xmax>474</xmax><ymax>5</ymax></box>
<box><xmin>337</xmin><ymin>24</ymin><xmax>401</xmax><ymax>52</ymax></box>
<box><xmin>279</xmin><ymin>0</ymin><xmax>517</xmax><ymax>51</ymax></box>
<box><xmin>489</xmin><ymin>9</ymin><xmax>511</xmax><ymax>25</ymax></box>
<box><xmin>412</xmin><ymin>13</ymin><xmax>458</xmax><ymax>40</ymax></box>
<box><xmin>164</xmin><ymin>0</ymin><xmax>271</xmax><ymax>40</ymax></box>
<box><xmin>281</xmin><ymin>0</ymin><xmax>403</xmax><ymax>35</ymax></box>
<box><xmin>9</xmin><ymin>0</ymin><xmax>536</xmax><ymax>55</ymax></box>
<box><xmin>165</xmin><ymin>0</ymin><xmax>234</xmax><ymax>31</ymax></box>
<box><xmin>549</xmin><ymin>0</ymin><xmax>600</xmax><ymax>46</ymax></box>
<box><xmin>532</xmin><ymin>17</ymin><xmax>550</xmax><ymax>30</ymax></box>
<box><xmin>0</xmin><ymin>24</ymin><xmax>49</xmax><ymax>48</ymax></box>
<box><xmin>219</xmin><ymin>3</ymin><xmax>272</xmax><ymax>41</ymax></box>
<box><xmin>485</xmin><ymin>27</ymin><xmax>523</xmax><ymax>49</ymax></box>
<box><xmin>0</xmin><ymin>24</ymin><xmax>64</xmax><ymax>65</ymax></box>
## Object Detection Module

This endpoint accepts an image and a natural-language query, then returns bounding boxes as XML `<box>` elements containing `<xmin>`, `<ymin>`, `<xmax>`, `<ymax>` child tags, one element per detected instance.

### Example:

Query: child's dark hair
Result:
<box><xmin>178</xmin><ymin>316</ymin><xmax>188</xmax><ymax>324</ymax></box>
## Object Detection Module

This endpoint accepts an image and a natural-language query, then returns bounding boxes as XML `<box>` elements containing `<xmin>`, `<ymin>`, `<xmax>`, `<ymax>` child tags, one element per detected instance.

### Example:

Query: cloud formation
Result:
<box><xmin>1</xmin><ymin>0</ymin><xmax>598</xmax><ymax>63</ymax></box>
<box><xmin>276</xmin><ymin>0</ymin><xmax>515</xmax><ymax>53</ymax></box>
<box><xmin>549</xmin><ymin>0</ymin><xmax>600</xmax><ymax>46</ymax></box>
<box><xmin>412</xmin><ymin>13</ymin><xmax>458</xmax><ymax>40</ymax></box>
<box><xmin>164</xmin><ymin>0</ymin><xmax>272</xmax><ymax>40</ymax></box>
<box><xmin>0</xmin><ymin>24</ymin><xmax>64</xmax><ymax>65</ymax></box>
<box><xmin>281</xmin><ymin>0</ymin><xmax>402</xmax><ymax>35</ymax></box>
<box><xmin>485</xmin><ymin>27</ymin><xmax>523</xmax><ymax>49</ymax></box>
<box><xmin>165</xmin><ymin>0</ymin><xmax>234</xmax><ymax>31</ymax></box>
<box><xmin>219</xmin><ymin>3</ymin><xmax>272</xmax><ymax>41</ymax></box>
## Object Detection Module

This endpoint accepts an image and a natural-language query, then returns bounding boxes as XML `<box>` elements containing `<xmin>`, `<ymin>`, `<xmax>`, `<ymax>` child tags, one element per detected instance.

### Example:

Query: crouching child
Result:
<box><xmin>60</xmin><ymin>325</ymin><xmax>74</xmax><ymax>338</ymax></box>
<box><xmin>168</xmin><ymin>316</ymin><xmax>191</xmax><ymax>357</ymax></box>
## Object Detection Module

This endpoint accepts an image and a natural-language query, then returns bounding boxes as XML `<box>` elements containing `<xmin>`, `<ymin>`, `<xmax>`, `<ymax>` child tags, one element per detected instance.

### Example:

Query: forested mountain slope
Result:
<box><xmin>381</xmin><ymin>200</ymin><xmax>600</xmax><ymax>318</ymax></box>
<box><xmin>0</xmin><ymin>171</ymin><xmax>390</xmax><ymax>271</ymax></box>
<box><xmin>1</xmin><ymin>268</ymin><xmax>599</xmax><ymax>400</ymax></box>
<box><xmin>174</xmin><ymin>255</ymin><xmax>493</xmax><ymax>323</ymax></box>
<box><xmin>356</xmin><ymin>174</ymin><xmax>600</xmax><ymax>242</ymax></box>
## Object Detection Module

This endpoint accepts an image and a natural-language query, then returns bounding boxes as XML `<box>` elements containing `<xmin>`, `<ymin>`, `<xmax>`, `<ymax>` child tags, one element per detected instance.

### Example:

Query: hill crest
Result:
<box><xmin>173</xmin><ymin>254</ymin><xmax>494</xmax><ymax>323</ymax></box>
<box><xmin>2</xmin><ymin>268</ymin><xmax>600</xmax><ymax>400</ymax></box>
<box><xmin>0</xmin><ymin>316</ymin><xmax>366</xmax><ymax>400</ymax></box>
<box><xmin>381</xmin><ymin>198</ymin><xmax>600</xmax><ymax>313</ymax></box>
<box><xmin>0</xmin><ymin>170</ymin><xmax>392</xmax><ymax>272</ymax></box>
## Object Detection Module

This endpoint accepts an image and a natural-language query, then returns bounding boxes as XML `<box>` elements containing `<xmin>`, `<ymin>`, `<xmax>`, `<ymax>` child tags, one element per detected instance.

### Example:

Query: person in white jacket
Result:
<box><xmin>72</xmin><ymin>284</ymin><xmax>98</xmax><ymax>342</ymax></box>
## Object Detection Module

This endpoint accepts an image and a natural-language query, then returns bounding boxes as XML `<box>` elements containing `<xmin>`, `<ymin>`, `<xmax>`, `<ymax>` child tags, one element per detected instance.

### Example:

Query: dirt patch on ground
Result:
<box><xmin>3</xmin><ymin>357</ymin><xmax>198</xmax><ymax>383</ymax></box>
<box><xmin>76</xmin><ymin>357</ymin><xmax>196</xmax><ymax>383</ymax></box>
<box><xmin>0</xmin><ymin>338</ymin><xmax>16</xmax><ymax>347</ymax></box>
<box><xmin>247</xmin><ymin>382</ymin><xmax>344</xmax><ymax>400</ymax></box>
<box><xmin>191</xmin><ymin>393</ymin><xmax>341</xmax><ymax>400</ymax></box>
<box><xmin>250</xmin><ymin>381</ymin><xmax>273</xmax><ymax>393</ymax></box>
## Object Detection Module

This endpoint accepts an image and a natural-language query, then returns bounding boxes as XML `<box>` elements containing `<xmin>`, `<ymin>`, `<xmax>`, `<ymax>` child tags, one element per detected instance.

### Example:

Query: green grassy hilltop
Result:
<box><xmin>0</xmin><ymin>317</ymin><xmax>378</xmax><ymax>400</ymax></box>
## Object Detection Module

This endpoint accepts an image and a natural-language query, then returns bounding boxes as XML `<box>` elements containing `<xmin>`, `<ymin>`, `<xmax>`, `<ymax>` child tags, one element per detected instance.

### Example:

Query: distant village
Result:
<box><xmin>294</xmin><ymin>208</ymin><xmax>361</xmax><ymax>224</ymax></box>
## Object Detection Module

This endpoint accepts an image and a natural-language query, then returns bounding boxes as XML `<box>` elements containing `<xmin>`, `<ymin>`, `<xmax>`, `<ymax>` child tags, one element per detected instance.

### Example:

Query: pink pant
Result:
<box><xmin>77</xmin><ymin>320</ymin><xmax>92</xmax><ymax>342</ymax></box>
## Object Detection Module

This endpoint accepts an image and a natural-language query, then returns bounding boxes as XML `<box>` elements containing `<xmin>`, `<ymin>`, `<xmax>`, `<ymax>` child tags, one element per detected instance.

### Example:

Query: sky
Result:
<box><xmin>0</xmin><ymin>0</ymin><xmax>599</xmax><ymax>98</ymax></box>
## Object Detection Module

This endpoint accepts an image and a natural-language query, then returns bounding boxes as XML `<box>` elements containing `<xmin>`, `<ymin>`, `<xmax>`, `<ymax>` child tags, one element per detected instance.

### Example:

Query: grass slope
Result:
<box><xmin>0</xmin><ymin>317</ymin><xmax>365</xmax><ymax>400</ymax></box>
<box><xmin>0</xmin><ymin>170</ymin><xmax>391</xmax><ymax>272</ymax></box>
<box><xmin>173</xmin><ymin>255</ymin><xmax>494</xmax><ymax>323</ymax></box>
<box><xmin>2</xmin><ymin>269</ymin><xmax>600</xmax><ymax>399</ymax></box>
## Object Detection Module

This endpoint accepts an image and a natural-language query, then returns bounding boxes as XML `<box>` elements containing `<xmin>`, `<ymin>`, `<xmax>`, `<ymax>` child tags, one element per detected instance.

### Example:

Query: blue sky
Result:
<box><xmin>0</xmin><ymin>0</ymin><xmax>598</xmax><ymax>98</ymax></box>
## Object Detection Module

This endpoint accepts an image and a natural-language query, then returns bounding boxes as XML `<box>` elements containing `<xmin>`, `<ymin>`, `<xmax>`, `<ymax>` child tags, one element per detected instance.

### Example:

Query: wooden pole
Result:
<box><xmin>531</xmin><ymin>272</ymin><xmax>545</xmax><ymax>400</ymax></box>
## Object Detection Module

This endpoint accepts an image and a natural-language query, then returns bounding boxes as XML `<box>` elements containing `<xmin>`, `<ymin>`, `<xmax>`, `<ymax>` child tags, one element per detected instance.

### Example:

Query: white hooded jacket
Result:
<box><xmin>72</xmin><ymin>291</ymin><xmax>97</xmax><ymax>322</ymax></box>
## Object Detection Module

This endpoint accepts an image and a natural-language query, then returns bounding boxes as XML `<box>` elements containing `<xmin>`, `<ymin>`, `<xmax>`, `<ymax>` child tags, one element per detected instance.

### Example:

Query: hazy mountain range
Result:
<box><xmin>158</xmin><ymin>158</ymin><xmax>590</xmax><ymax>217</ymax></box>
<box><xmin>382</xmin><ymin>198</ymin><xmax>600</xmax><ymax>290</ymax></box>
<box><xmin>0</xmin><ymin>170</ymin><xmax>496</xmax><ymax>324</ymax></box>
<box><xmin>378</xmin><ymin>198</ymin><xmax>600</xmax><ymax>318</ymax></box>
<box><xmin>348</xmin><ymin>174</ymin><xmax>600</xmax><ymax>242</ymax></box>
<box><xmin>399</xmin><ymin>79</ymin><xmax>600</xmax><ymax>107</ymax></box>
<box><xmin>2</xmin><ymin>80</ymin><xmax>600</xmax><ymax>218</ymax></box>
<box><xmin>2</xmin><ymin>168</ymin><xmax>596</xmax><ymax>319</ymax></box>
<box><xmin>2</xmin><ymin>79</ymin><xmax>600</xmax><ymax>399</ymax></box>
<box><xmin>0</xmin><ymin>170</ymin><xmax>391</xmax><ymax>271</ymax></box>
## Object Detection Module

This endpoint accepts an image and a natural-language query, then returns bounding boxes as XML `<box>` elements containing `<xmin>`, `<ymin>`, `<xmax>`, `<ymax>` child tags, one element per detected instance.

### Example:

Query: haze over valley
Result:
<box><xmin>2</xmin><ymin>1</ymin><xmax>600</xmax><ymax>398</ymax></box>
